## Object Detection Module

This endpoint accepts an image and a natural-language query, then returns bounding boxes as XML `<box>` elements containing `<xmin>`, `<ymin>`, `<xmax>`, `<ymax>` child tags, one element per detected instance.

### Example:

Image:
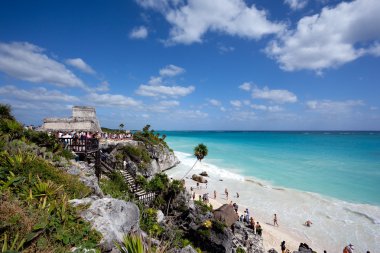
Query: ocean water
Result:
<box><xmin>161</xmin><ymin>131</ymin><xmax>380</xmax><ymax>252</ymax></box>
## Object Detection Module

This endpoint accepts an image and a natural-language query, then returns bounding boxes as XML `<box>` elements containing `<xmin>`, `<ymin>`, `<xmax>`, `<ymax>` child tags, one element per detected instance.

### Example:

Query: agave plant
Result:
<box><xmin>115</xmin><ymin>233</ymin><xmax>168</xmax><ymax>253</ymax></box>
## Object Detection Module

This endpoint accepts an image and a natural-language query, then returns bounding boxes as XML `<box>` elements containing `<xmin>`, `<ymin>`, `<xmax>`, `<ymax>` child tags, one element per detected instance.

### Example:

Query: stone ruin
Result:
<box><xmin>42</xmin><ymin>106</ymin><xmax>102</xmax><ymax>132</ymax></box>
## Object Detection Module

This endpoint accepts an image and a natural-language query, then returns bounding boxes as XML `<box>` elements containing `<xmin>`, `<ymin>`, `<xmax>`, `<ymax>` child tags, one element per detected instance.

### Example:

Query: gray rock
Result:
<box><xmin>200</xmin><ymin>171</ymin><xmax>208</xmax><ymax>177</ymax></box>
<box><xmin>157</xmin><ymin>210</ymin><xmax>165</xmax><ymax>224</ymax></box>
<box><xmin>268</xmin><ymin>249</ymin><xmax>278</xmax><ymax>253</ymax></box>
<box><xmin>80</xmin><ymin>198</ymin><xmax>140</xmax><ymax>251</ymax></box>
<box><xmin>69</xmin><ymin>195</ymin><xmax>99</xmax><ymax>207</ymax></box>
<box><xmin>180</xmin><ymin>245</ymin><xmax>198</xmax><ymax>253</ymax></box>
<box><xmin>192</xmin><ymin>174</ymin><xmax>207</xmax><ymax>183</ymax></box>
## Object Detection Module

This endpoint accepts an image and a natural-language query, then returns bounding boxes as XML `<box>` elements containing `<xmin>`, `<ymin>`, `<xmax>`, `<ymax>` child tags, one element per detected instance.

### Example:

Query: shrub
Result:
<box><xmin>194</xmin><ymin>200</ymin><xmax>213</xmax><ymax>214</ymax></box>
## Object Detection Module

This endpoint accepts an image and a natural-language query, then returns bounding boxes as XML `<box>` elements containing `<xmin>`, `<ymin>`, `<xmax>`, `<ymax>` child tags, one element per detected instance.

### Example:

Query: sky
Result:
<box><xmin>0</xmin><ymin>0</ymin><xmax>380</xmax><ymax>130</ymax></box>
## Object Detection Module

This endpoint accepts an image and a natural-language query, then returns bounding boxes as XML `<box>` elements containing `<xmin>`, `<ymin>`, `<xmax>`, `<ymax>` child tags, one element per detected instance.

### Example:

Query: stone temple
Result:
<box><xmin>42</xmin><ymin>106</ymin><xmax>102</xmax><ymax>132</ymax></box>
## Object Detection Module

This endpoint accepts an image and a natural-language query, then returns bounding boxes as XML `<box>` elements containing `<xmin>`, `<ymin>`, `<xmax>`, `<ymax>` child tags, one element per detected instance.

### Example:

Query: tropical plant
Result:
<box><xmin>0</xmin><ymin>104</ymin><xmax>15</xmax><ymax>120</ymax></box>
<box><xmin>194</xmin><ymin>143</ymin><xmax>208</xmax><ymax>161</ymax></box>
<box><xmin>181</xmin><ymin>143</ymin><xmax>208</xmax><ymax>179</ymax></box>
<box><xmin>119</xmin><ymin>123</ymin><xmax>125</xmax><ymax>130</ymax></box>
<box><xmin>115</xmin><ymin>233</ymin><xmax>145</xmax><ymax>253</ymax></box>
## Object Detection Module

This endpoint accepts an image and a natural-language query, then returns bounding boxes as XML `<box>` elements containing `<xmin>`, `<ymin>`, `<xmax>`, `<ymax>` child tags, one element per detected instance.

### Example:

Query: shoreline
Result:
<box><xmin>166</xmin><ymin>151</ymin><xmax>380</xmax><ymax>253</ymax></box>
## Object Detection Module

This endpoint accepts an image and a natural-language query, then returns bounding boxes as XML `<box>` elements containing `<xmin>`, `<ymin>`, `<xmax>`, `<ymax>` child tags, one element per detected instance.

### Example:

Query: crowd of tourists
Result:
<box><xmin>100</xmin><ymin>132</ymin><xmax>132</xmax><ymax>140</ymax></box>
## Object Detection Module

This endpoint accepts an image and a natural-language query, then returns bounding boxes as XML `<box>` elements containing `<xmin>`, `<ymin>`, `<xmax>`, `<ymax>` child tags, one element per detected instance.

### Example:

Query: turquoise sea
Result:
<box><xmin>162</xmin><ymin>131</ymin><xmax>380</xmax><ymax>206</ymax></box>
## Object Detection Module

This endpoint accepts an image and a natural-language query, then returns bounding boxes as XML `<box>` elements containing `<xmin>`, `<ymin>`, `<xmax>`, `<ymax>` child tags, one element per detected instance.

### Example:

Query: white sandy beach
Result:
<box><xmin>166</xmin><ymin>151</ymin><xmax>380</xmax><ymax>253</ymax></box>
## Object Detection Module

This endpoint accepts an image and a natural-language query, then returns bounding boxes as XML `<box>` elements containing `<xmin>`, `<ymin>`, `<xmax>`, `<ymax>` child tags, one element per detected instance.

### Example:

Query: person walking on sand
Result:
<box><xmin>192</xmin><ymin>192</ymin><xmax>195</xmax><ymax>201</ymax></box>
<box><xmin>214</xmin><ymin>190</ymin><xmax>217</xmax><ymax>199</ymax></box>
<box><xmin>236</xmin><ymin>192</ymin><xmax>239</xmax><ymax>198</ymax></box>
<box><xmin>225</xmin><ymin>188</ymin><xmax>229</xmax><ymax>200</ymax></box>
<box><xmin>281</xmin><ymin>241</ymin><xmax>286</xmax><ymax>253</ymax></box>
<box><xmin>274</xmin><ymin>213</ymin><xmax>279</xmax><ymax>227</ymax></box>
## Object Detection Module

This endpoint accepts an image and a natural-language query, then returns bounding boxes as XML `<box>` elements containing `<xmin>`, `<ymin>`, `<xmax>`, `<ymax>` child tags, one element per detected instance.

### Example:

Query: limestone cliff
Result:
<box><xmin>101</xmin><ymin>139</ymin><xmax>179</xmax><ymax>178</ymax></box>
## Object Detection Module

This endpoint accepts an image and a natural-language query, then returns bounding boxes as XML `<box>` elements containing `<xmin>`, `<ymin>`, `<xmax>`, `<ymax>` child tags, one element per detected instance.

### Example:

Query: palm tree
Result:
<box><xmin>119</xmin><ymin>123</ymin><xmax>124</xmax><ymax>130</ymax></box>
<box><xmin>181</xmin><ymin>143</ymin><xmax>208</xmax><ymax>179</ymax></box>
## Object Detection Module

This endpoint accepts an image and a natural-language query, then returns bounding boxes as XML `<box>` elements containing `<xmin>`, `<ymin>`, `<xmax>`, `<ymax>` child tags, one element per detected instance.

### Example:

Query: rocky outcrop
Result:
<box><xmin>192</xmin><ymin>174</ymin><xmax>208</xmax><ymax>183</ymax></box>
<box><xmin>232</xmin><ymin>222</ymin><xmax>265</xmax><ymax>253</ymax></box>
<box><xmin>103</xmin><ymin>140</ymin><xmax>179</xmax><ymax>178</ymax></box>
<box><xmin>58</xmin><ymin>160</ymin><xmax>104</xmax><ymax>198</ymax></box>
<box><xmin>213</xmin><ymin>204</ymin><xmax>239</xmax><ymax>227</ymax></box>
<box><xmin>78</xmin><ymin>198</ymin><xmax>140</xmax><ymax>252</ymax></box>
<box><xmin>200</xmin><ymin>171</ymin><xmax>208</xmax><ymax>177</ymax></box>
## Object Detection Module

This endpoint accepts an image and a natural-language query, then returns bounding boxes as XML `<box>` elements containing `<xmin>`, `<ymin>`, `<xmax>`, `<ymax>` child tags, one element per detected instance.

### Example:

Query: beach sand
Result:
<box><xmin>187</xmin><ymin>185</ymin><xmax>324</xmax><ymax>253</ymax></box>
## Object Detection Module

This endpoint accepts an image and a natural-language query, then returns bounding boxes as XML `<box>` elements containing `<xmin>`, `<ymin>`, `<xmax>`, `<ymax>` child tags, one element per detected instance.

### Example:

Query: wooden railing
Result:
<box><xmin>59</xmin><ymin>137</ymin><xmax>99</xmax><ymax>153</ymax></box>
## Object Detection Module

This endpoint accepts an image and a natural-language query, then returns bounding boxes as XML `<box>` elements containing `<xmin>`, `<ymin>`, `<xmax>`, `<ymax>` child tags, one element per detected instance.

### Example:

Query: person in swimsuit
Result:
<box><xmin>274</xmin><ymin>213</ymin><xmax>279</xmax><ymax>227</ymax></box>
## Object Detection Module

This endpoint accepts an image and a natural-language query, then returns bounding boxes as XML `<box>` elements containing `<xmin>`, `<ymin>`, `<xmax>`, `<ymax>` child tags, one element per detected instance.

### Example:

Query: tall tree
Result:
<box><xmin>181</xmin><ymin>143</ymin><xmax>208</xmax><ymax>179</ymax></box>
<box><xmin>119</xmin><ymin>123</ymin><xmax>124</xmax><ymax>130</ymax></box>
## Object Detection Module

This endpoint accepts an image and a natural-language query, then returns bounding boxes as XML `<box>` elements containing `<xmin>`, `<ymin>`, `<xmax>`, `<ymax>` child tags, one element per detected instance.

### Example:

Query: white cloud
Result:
<box><xmin>159</xmin><ymin>64</ymin><xmax>185</xmax><ymax>76</ymax></box>
<box><xmin>239</xmin><ymin>82</ymin><xmax>252</xmax><ymax>91</ymax></box>
<box><xmin>95</xmin><ymin>81</ymin><xmax>110</xmax><ymax>92</ymax></box>
<box><xmin>306</xmin><ymin>99</ymin><xmax>364</xmax><ymax>113</ymax></box>
<box><xmin>65</xmin><ymin>58</ymin><xmax>95</xmax><ymax>74</ymax></box>
<box><xmin>227</xmin><ymin>111</ymin><xmax>256</xmax><ymax>121</ymax></box>
<box><xmin>148</xmin><ymin>76</ymin><xmax>163</xmax><ymax>85</ymax></box>
<box><xmin>136</xmin><ymin>84</ymin><xmax>195</xmax><ymax>97</ymax></box>
<box><xmin>137</xmin><ymin>0</ymin><xmax>284</xmax><ymax>44</ymax></box>
<box><xmin>230</xmin><ymin>100</ymin><xmax>242</xmax><ymax>107</ymax></box>
<box><xmin>0</xmin><ymin>42</ymin><xmax>87</xmax><ymax>89</ymax></box>
<box><xmin>86</xmin><ymin>93</ymin><xmax>141</xmax><ymax>107</ymax></box>
<box><xmin>218</xmin><ymin>45</ymin><xmax>235</xmax><ymax>54</ymax></box>
<box><xmin>252</xmin><ymin>86</ymin><xmax>297</xmax><ymax>104</ymax></box>
<box><xmin>284</xmin><ymin>0</ymin><xmax>308</xmax><ymax>10</ymax></box>
<box><xmin>0</xmin><ymin>85</ymin><xmax>79</xmax><ymax>102</ymax></box>
<box><xmin>178</xmin><ymin>109</ymin><xmax>208</xmax><ymax>119</ymax></box>
<box><xmin>251</xmin><ymin>104</ymin><xmax>284</xmax><ymax>112</ymax></box>
<box><xmin>129</xmin><ymin>26</ymin><xmax>149</xmax><ymax>39</ymax></box>
<box><xmin>266</xmin><ymin>0</ymin><xmax>380</xmax><ymax>72</ymax></box>
<box><xmin>208</xmin><ymin>99</ymin><xmax>221</xmax><ymax>106</ymax></box>
<box><xmin>220</xmin><ymin>106</ymin><xmax>226</xmax><ymax>112</ymax></box>
<box><xmin>159</xmin><ymin>100</ymin><xmax>180</xmax><ymax>107</ymax></box>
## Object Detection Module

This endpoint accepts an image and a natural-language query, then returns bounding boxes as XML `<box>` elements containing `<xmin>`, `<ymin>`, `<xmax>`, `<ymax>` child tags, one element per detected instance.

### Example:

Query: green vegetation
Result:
<box><xmin>0</xmin><ymin>104</ymin><xmax>101</xmax><ymax>252</ymax></box>
<box><xmin>121</xmin><ymin>145</ymin><xmax>151</xmax><ymax>172</ymax></box>
<box><xmin>194</xmin><ymin>200</ymin><xmax>213</xmax><ymax>214</ymax></box>
<box><xmin>133</xmin><ymin>125</ymin><xmax>168</xmax><ymax>147</ymax></box>
<box><xmin>194</xmin><ymin>143</ymin><xmax>208</xmax><ymax>161</ymax></box>
<box><xmin>99</xmin><ymin>171</ymin><xmax>133</xmax><ymax>200</ymax></box>
<box><xmin>236</xmin><ymin>247</ymin><xmax>246</xmax><ymax>253</ymax></box>
<box><xmin>140</xmin><ymin>208</ymin><xmax>164</xmax><ymax>237</ymax></box>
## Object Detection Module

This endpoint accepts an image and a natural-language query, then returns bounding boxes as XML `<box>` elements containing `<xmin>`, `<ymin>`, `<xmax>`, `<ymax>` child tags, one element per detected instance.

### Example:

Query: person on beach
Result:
<box><xmin>274</xmin><ymin>213</ymin><xmax>279</xmax><ymax>227</ymax></box>
<box><xmin>240</xmin><ymin>215</ymin><xmax>244</xmax><ymax>222</ymax></box>
<box><xmin>233</xmin><ymin>203</ymin><xmax>238</xmax><ymax>213</ymax></box>
<box><xmin>305</xmin><ymin>220</ymin><xmax>313</xmax><ymax>227</ymax></box>
<box><xmin>197</xmin><ymin>182</ymin><xmax>200</xmax><ymax>189</ymax></box>
<box><xmin>255</xmin><ymin>222</ymin><xmax>262</xmax><ymax>236</ymax></box>
<box><xmin>192</xmin><ymin>192</ymin><xmax>195</xmax><ymax>201</ymax></box>
<box><xmin>245</xmin><ymin>208</ymin><xmax>250</xmax><ymax>223</ymax></box>
<box><xmin>214</xmin><ymin>190</ymin><xmax>216</xmax><ymax>199</ymax></box>
<box><xmin>236</xmin><ymin>192</ymin><xmax>239</xmax><ymax>198</ymax></box>
<box><xmin>281</xmin><ymin>241</ymin><xmax>286</xmax><ymax>253</ymax></box>
<box><xmin>343</xmin><ymin>244</ymin><xmax>354</xmax><ymax>253</ymax></box>
<box><xmin>249</xmin><ymin>217</ymin><xmax>255</xmax><ymax>229</ymax></box>
<box><xmin>190</xmin><ymin>186</ymin><xmax>193</xmax><ymax>192</ymax></box>
<box><xmin>225</xmin><ymin>188</ymin><xmax>229</xmax><ymax>200</ymax></box>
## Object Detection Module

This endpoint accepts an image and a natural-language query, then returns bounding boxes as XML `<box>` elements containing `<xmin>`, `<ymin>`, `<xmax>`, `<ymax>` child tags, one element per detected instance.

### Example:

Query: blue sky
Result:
<box><xmin>0</xmin><ymin>0</ymin><xmax>379</xmax><ymax>130</ymax></box>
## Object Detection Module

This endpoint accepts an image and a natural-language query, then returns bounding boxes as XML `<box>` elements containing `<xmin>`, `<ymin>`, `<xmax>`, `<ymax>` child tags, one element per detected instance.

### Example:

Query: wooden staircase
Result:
<box><xmin>119</xmin><ymin>170</ymin><xmax>156</xmax><ymax>204</ymax></box>
<box><xmin>99</xmin><ymin>153</ymin><xmax>155</xmax><ymax>205</ymax></box>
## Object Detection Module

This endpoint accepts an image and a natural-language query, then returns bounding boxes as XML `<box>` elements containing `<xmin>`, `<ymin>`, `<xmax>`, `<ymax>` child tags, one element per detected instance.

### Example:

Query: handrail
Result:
<box><xmin>59</xmin><ymin>137</ymin><xmax>99</xmax><ymax>153</ymax></box>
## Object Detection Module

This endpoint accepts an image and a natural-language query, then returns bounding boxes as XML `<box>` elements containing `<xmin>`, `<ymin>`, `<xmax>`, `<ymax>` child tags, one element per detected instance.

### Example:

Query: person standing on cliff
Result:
<box><xmin>274</xmin><ymin>213</ymin><xmax>279</xmax><ymax>227</ymax></box>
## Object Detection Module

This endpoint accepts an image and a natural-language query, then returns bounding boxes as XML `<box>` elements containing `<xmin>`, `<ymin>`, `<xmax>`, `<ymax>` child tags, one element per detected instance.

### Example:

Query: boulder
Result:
<box><xmin>180</xmin><ymin>245</ymin><xmax>198</xmax><ymax>253</ymax></box>
<box><xmin>213</xmin><ymin>204</ymin><xmax>239</xmax><ymax>227</ymax></box>
<box><xmin>200</xmin><ymin>171</ymin><xmax>209</xmax><ymax>177</ymax></box>
<box><xmin>80</xmin><ymin>198</ymin><xmax>140</xmax><ymax>251</ymax></box>
<box><xmin>268</xmin><ymin>249</ymin><xmax>278</xmax><ymax>253</ymax></box>
<box><xmin>192</xmin><ymin>174</ymin><xmax>208</xmax><ymax>183</ymax></box>
<box><xmin>157</xmin><ymin>210</ymin><xmax>165</xmax><ymax>224</ymax></box>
